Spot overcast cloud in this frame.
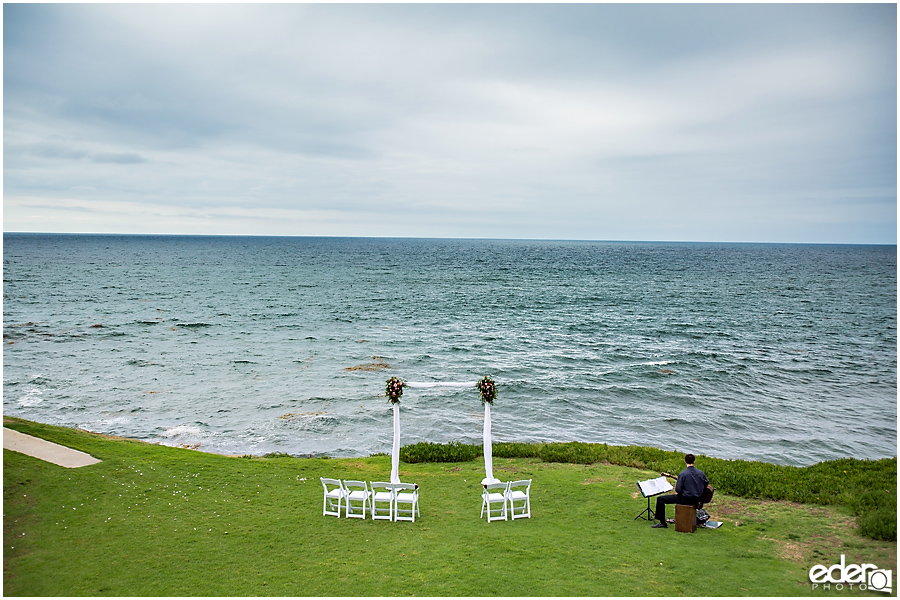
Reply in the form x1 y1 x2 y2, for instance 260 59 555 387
4 3 896 243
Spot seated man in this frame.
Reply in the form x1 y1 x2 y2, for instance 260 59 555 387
652 453 708 529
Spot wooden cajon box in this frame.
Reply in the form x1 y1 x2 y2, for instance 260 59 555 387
675 504 697 533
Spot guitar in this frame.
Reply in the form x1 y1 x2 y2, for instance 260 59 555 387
661 472 714 505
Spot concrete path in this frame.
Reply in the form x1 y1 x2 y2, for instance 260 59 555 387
3 427 102 468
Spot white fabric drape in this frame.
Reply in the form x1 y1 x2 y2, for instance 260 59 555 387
482 402 500 485
405 381 477 388
390 402 401 484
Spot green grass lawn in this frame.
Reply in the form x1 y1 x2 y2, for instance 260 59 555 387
4 418 896 596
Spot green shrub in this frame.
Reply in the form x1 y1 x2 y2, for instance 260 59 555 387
492 441 542 458
856 506 897 541
539 441 603 464
847 487 895 513
400 441 481 463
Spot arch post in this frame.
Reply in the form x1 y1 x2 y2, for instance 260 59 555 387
385 377 405 484
478 376 499 485
390 401 401 484
482 400 499 485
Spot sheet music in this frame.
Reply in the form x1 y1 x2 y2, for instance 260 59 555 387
637 476 673 497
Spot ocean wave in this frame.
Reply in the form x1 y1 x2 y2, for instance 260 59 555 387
155 424 215 449
17 389 44 407
159 424 204 438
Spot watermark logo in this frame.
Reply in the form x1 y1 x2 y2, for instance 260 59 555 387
809 554 892 594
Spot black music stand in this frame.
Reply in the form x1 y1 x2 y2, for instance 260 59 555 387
635 476 673 521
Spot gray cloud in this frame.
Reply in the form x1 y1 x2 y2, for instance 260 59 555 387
9 142 146 165
3 3 896 242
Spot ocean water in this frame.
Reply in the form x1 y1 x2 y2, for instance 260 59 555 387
2 234 896 466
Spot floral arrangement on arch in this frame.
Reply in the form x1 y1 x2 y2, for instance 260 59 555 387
385 377 405 403
478 376 497 404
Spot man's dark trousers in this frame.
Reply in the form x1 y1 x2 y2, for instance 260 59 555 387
655 494 698 522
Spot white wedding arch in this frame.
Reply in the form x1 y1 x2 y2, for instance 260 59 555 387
385 378 500 485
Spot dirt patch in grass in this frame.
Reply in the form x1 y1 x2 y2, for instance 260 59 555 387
494 465 530 473
705 495 896 572
776 540 805 562
713 497 807 517
582 475 618 485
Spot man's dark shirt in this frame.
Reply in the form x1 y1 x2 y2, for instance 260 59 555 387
675 465 709 499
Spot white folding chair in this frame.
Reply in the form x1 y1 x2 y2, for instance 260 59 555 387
507 479 531 519
481 481 509 522
343 480 371 518
320 477 346 517
393 483 420 522
370 481 394 521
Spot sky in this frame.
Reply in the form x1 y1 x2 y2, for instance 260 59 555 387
3 3 897 243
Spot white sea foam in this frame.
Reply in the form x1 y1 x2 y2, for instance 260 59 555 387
95 416 133 427
160 425 204 438
17 389 43 407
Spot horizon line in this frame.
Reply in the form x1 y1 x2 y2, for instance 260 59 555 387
3 231 896 247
